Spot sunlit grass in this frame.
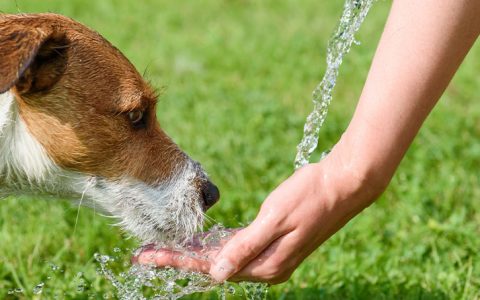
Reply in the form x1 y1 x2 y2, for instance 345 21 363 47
1 0 479 298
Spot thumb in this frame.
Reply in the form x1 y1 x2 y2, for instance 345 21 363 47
209 217 286 282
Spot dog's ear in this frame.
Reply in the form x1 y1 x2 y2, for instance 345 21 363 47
0 24 68 94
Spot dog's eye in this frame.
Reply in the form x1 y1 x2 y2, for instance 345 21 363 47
128 110 147 129
128 110 143 123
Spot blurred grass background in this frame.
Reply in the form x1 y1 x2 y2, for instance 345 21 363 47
1 0 479 299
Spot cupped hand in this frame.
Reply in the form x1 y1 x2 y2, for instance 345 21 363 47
133 151 381 284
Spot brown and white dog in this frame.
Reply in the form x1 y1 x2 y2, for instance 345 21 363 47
0 13 219 243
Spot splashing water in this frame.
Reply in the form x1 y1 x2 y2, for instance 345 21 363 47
294 0 374 169
95 225 268 299
32 282 45 295
95 253 219 299
7 288 24 295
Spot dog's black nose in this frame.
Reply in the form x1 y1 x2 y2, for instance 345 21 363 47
201 180 220 209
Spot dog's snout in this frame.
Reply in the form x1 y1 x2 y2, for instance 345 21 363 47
201 180 220 209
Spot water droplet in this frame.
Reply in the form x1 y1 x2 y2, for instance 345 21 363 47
33 282 45 295
7 288 28 296
94 253 112 264
50 263 60 271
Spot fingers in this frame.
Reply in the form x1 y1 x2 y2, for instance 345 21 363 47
209 218 290 282
230 229 304 284
132 219 294 284
132 229 240 274
133 227 307 285
135 247 218 274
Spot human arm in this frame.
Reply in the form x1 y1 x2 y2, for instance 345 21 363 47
135 0 480 283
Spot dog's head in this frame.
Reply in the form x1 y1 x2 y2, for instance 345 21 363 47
0 13 219 242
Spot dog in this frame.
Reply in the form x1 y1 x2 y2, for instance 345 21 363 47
0 13 219 243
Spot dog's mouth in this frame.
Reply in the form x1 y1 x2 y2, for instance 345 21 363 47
77 161 219 243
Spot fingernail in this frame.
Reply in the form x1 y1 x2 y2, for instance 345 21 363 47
210 258 235 282
131 255 139 264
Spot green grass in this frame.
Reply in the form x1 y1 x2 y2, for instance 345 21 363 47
1 0 480 299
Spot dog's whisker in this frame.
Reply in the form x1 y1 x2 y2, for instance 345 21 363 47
73 177 95 235
203 213 217 223
98 213 118 219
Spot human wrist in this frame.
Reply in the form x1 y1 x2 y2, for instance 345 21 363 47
336 127 398 190
318 136 391 211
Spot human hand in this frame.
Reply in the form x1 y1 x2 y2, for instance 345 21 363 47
134 0 480 285
134 150 383 284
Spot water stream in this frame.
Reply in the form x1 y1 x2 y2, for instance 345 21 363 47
294 0 374 169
